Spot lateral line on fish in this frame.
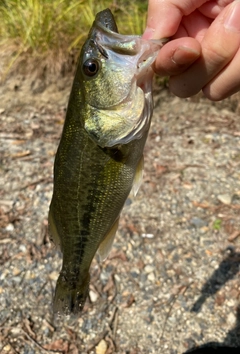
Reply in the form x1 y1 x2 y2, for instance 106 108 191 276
76 136 87 265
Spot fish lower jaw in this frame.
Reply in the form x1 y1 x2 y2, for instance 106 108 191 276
136 69 154 98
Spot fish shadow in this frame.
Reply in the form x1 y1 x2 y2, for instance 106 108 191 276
183 247 240 353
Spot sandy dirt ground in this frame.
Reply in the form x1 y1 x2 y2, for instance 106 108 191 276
0 73 240 353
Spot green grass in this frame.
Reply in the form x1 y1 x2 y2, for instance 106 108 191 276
213 219 222 231
0 0 148 76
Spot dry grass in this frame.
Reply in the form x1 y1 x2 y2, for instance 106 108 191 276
0 0 147 77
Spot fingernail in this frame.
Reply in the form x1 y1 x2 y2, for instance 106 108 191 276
224 0 240 32
142 27 155 40
172 46 200 65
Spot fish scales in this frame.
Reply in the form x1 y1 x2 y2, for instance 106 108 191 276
48 8 164 315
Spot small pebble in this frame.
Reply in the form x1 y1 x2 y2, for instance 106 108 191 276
217 194 232 205
226 299 236 307
144 265 155 273
142 233 154 238
5 223 14 231
95 339 108 354
190 217 207 228
227 312 236 326
200 226 209 234
12 267 21 276
49 271 59 281
89 290 98 303
147 272 155 282
19 244 27 252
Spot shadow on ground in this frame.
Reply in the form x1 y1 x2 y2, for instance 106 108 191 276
183 248 240 353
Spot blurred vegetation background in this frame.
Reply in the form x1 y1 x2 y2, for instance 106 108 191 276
0 0 148 76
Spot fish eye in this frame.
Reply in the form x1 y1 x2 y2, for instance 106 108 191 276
83 59 100 77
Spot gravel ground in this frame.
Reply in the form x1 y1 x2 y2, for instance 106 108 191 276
0 75 240 354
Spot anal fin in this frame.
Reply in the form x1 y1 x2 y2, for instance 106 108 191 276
97 218 119 262
48 208 61 250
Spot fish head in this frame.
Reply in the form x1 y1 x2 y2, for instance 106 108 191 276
76 9 165 148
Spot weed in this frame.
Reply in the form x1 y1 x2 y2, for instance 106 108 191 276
0 0 148 75
213 219 222 231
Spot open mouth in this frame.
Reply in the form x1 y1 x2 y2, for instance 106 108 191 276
136 55 155 93
135 39 166 92
95 23 163 76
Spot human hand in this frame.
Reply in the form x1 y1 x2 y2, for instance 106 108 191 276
143 0 240 100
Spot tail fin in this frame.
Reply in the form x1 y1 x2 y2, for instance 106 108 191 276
53 272 90 315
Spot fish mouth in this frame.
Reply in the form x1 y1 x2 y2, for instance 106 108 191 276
135 41 161 94
91 8 166 98
93 20 164 93
94 8 118 33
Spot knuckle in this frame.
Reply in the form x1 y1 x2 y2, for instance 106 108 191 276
203 41 231 67
202 87 223 101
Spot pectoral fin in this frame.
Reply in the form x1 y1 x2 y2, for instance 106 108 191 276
97 218 119 261
130 155 144 197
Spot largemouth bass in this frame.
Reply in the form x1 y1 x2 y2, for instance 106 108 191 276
48 8 164 315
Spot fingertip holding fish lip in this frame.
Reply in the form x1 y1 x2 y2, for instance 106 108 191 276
132 40 164 93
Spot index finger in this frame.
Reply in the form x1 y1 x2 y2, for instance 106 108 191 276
142 0 210 39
